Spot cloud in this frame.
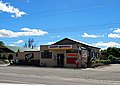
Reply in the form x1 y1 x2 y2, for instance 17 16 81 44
14 40 24 44
110 28 114 31
0 28 48 37
9 40 24 47
9 40 24 46
81 33 104 38
113 28 120 33
57 35 61 38
0 1 26 18
108 28 120 38
9 44 16 46
93 41 120 49
21 28 32 31
46 41 55 45
108 33 120 38
50 35 61 38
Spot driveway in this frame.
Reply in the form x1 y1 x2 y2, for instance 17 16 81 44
0 64 120 85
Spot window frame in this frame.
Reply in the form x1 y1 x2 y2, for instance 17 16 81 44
41 50 52 59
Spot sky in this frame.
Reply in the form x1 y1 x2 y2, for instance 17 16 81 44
0 0 120 49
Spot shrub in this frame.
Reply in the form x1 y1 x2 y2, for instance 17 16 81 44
108 55 116 60
99 55 108 60
92 61 95 64
91 59 111 68
94 60 100 64
3 60 9 64
99 60 103 63
108 55 117 64
117 60 120 64
102 59 111 64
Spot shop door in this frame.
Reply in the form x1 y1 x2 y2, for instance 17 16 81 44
57 54 64 66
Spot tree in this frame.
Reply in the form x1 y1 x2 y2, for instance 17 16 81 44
28 38 34 48
100 49 108 59
107 47 120 57
0 41 5 46
101 47 120 58
24 38 35 49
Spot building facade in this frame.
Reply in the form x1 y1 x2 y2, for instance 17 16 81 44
0 45 18 61
0 45 40 66
40 38 100 68
18 51 40 66
0 38 100 68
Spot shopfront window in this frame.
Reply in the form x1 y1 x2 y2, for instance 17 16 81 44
41 50 52 59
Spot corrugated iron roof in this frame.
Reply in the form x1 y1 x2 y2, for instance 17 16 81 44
52 38 100 49
4 46 39 53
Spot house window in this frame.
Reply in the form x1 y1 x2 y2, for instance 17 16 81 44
41 50 52 59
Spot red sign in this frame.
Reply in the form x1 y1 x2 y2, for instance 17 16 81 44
67 58 77 64
67 53 78 56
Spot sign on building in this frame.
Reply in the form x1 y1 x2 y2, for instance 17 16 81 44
48 45 72 49
25 53 34 60
82 50 88 60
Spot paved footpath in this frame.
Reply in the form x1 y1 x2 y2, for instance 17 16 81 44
0 64 120 85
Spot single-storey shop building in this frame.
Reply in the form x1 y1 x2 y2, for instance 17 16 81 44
0 45 40 66
0 38 100 68
40 38 100 68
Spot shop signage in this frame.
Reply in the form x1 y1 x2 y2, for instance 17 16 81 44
67 58 77 64
82 50 87 58
25 53 34 60
67 53 78 56
48 45 72 49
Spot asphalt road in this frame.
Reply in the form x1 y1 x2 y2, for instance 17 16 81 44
0 65 120 85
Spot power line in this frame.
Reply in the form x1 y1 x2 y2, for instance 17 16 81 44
0 2 120 22
0 22 120 32
50 23 120 29
27 2 120 16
